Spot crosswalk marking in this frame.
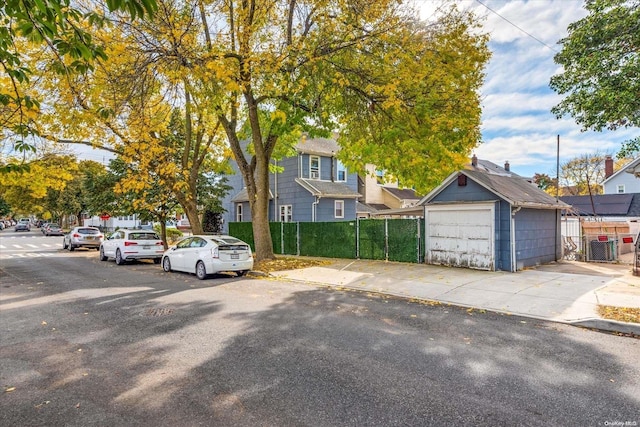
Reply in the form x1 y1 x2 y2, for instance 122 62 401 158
12 244 23 249
27 244 38 248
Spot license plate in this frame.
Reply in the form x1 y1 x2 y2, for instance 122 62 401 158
85 236 94 240
231 254 239 259
143 246 150 250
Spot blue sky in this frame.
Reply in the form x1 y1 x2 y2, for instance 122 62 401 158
71 0 638 177
421 0 637 178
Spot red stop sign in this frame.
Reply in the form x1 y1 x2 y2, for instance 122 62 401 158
100 214 110 220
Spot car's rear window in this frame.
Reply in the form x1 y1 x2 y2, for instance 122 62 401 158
129 233 160 240
78 228 100 235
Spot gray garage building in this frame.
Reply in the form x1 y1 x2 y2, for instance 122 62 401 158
419 158 568 272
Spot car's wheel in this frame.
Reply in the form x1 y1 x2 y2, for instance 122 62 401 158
99 247 108 261
237 270 249 277
153 258 161 264
68 243 74 251
115 249 125 265
162 257 172 272
62 239 67 249
195 261 207 280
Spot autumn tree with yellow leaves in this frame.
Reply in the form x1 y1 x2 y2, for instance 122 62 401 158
14 0 489 262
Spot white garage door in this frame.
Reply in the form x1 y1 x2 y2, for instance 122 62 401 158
425 204 494 271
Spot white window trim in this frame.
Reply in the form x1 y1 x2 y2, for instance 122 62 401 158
310 155 320 180
280 205 293 222
617 184 625 194
336 160 347 182
334 200 345 218
236 204 243 222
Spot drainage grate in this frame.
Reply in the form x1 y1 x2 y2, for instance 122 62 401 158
144 308 174 317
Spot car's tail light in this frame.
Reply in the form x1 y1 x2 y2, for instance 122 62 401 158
124 241 138 246
211 247 219 259
73 233 80 238
155 242 163 245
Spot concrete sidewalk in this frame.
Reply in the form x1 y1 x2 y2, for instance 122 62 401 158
270 259 640 335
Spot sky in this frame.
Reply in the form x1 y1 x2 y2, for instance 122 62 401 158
70 0 638 178
420 0 637 178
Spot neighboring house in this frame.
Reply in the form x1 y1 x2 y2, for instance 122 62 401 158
83 214 153 230
356 165 421 218
560 193 640 219
602 156 640 194
418 155 568 272
221 136 361 230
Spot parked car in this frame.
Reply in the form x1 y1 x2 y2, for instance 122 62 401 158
161 235 253 280
15 222 30 232
44 224 64 236
40 223 50 234
100 229 164 265
63 227 104 251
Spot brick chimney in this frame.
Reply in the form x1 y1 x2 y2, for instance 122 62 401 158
471 154 477 167
504 161 510 172
605 155 614 178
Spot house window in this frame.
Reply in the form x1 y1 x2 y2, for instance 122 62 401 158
335 200 344 218
375 169 385 184
310 155 320 179
280 205 292 222
336 160 346 182
236 204 243 222
617 185 625 194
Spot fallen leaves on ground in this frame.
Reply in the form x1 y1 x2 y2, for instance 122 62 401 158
253 257 331 273
598 305 640 324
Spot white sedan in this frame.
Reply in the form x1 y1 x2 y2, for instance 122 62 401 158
100 229 165 264
161 235 253 280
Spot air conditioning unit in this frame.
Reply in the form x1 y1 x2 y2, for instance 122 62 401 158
310 171 319 179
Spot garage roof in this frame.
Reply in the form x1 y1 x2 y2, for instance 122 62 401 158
420 169 569 209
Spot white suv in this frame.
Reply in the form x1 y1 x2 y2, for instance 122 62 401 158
100 229 164 265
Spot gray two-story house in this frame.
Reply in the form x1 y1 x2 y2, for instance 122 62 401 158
221 137 361 230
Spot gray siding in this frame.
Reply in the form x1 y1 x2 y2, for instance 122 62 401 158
496 200 512 271
222 150 360 231
514 209 560 268
431 178 499 203
429 178 561 271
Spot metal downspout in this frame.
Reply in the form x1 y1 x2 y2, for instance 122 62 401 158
511 206 522 272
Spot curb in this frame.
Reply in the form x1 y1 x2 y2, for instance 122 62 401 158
569 318 640 336
271 274 640 337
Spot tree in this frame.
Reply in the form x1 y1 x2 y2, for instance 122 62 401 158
559 153 608 196
533 173 558 196
0 153 78 215
550 0 640 157
0 0 157 169
23 0 489 262
0 196 10 217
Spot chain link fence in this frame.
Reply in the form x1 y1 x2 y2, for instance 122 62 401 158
576 233 638 263
229 218 423 263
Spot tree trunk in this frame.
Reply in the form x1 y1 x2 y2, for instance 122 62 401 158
183 198 203 235
248 157 274 261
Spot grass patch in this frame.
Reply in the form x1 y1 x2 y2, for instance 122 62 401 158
598 305 640 324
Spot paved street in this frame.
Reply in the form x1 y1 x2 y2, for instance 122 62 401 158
1 230 639 426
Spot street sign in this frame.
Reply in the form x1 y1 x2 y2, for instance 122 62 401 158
100 214 110 220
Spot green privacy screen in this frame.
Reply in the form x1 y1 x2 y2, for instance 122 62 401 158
229 218 422 263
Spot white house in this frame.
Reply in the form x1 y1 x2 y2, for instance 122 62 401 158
603 156 640 194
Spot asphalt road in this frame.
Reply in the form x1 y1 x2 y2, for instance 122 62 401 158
1 229 639 426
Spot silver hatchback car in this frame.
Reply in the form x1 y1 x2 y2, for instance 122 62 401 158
63 226 104 251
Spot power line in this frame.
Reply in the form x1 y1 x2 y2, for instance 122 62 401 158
474 0 559 52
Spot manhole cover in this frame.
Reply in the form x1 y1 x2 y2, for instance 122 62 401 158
144 308 174 317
